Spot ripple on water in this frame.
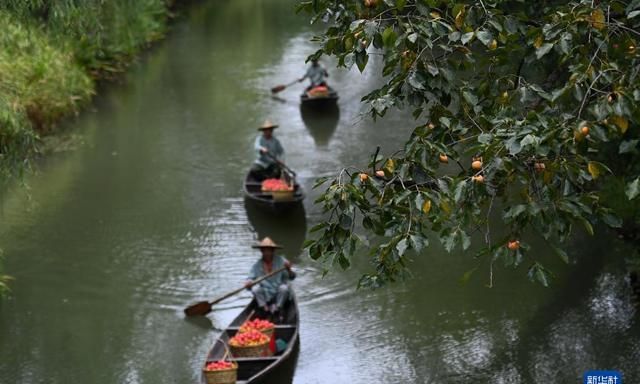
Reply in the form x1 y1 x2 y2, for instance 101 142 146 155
589 273 636 331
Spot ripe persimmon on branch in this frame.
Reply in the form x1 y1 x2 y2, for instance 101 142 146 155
298 0 640 288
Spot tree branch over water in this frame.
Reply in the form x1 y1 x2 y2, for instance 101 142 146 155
299 0 640 287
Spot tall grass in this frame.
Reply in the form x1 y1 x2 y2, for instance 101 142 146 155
0 11 94 131
0 0 178 171
0 0 171 74
0 1 179 294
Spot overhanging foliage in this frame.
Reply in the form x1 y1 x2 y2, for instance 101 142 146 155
299 0 640 287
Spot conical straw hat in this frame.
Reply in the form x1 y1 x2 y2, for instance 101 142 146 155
251 237 282 248
258 120 279 130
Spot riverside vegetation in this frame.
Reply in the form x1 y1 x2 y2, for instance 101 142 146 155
0 0 183 294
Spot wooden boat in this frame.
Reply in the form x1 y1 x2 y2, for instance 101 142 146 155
243 171 304 211
202 295 300 383
300 85 338 108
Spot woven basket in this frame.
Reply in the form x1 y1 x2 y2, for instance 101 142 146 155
308 88 330 98
230 340 271 358
203 362 237 384
269 190 294 201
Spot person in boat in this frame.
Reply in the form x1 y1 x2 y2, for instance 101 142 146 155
249 120 285 182
298 58 329 91
245 237 295 320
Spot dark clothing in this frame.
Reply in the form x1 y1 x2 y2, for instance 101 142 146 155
250 163 281 182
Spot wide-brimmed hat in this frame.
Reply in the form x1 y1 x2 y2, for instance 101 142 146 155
258 120 279 130
252 237 282 249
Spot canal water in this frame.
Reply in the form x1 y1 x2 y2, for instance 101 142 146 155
1 0 639 383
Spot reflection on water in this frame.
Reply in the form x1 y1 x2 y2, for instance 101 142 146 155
300 103 340 147
244 199 307 256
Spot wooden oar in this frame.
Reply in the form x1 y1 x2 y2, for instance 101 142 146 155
271 79 300 94
184 266 287 317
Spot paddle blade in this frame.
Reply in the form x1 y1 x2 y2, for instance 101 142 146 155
184 301 212 317
271 85 286 93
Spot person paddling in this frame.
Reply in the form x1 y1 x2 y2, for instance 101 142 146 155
250 120 285 182
298 58 329 91
245 237 295 321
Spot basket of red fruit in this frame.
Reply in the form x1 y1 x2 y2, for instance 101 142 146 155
307 86 330 98
239 318 275 338
261 178 294 201
203 360 237 384
229 329 271 358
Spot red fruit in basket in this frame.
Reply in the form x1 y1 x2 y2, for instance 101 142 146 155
206 360 234 371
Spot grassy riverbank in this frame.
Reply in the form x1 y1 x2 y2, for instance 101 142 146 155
0 0 182 294
0 0 179 167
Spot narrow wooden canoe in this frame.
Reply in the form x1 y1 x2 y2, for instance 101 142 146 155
243 172 304 211
300 86 339 108
202 295 300 384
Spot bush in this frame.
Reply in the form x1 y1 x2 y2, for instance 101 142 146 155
0 0 170 74
0 10 94 131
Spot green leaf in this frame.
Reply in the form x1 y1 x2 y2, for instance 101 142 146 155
626 178 640 200
407 71 425 89
442 232 456 253
506 136 521 155
476 30 493 46
407 33 418 43
602 213 623 228
628 10 640 18
619 140 639 154
460 231 471 250
382 27 397 48
462 90 478 105
396 0 406 11
309 243 322 260
313 176 330 188
551 244 569 264
535 43 554 59
558 33 572 54
581 218 594 236
478 133 492 144
364 21 378 38
528 263 550 287
409 235 426 253
337 253 351 269
339 214 353 229
461 32 474 44
454 179 468 203
350 20 365 31
520 134 539 148
504 204 527 221
355 51 368 72
309 222 328 233
396 238 408 255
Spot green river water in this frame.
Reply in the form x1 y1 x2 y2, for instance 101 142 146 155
1 1 639 383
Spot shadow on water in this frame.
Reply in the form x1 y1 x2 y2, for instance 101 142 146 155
244 199 307 258
299 102 340 148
